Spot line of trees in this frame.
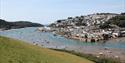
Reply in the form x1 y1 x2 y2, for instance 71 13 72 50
99 13 125 29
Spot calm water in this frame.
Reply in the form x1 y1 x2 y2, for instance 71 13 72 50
0 27 125 49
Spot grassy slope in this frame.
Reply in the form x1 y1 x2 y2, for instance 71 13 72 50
0 36 94 63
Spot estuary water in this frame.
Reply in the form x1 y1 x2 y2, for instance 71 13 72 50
0 27 125 50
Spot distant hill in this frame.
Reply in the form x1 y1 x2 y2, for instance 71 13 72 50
0 36 94 63
0 19 44 30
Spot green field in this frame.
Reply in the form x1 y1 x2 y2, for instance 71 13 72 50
0 36 94 63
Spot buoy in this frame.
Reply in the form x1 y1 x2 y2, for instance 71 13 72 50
114 56 119 58
99 52 103 55
96 56 100 58
104 47 109 50
107 51 112 53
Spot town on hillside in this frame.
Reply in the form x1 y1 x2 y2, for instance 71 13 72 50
38 13 125 42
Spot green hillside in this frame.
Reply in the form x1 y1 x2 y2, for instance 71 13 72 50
0 19 43 30
0 36 94 63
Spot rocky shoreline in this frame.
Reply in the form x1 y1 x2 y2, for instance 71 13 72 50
56 37 125 63
37 28 125 62
38 29 125 62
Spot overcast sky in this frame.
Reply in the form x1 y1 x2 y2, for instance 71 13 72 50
0 0 125 24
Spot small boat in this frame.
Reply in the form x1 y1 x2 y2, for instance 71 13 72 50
53 32 57 36
54 34 57 36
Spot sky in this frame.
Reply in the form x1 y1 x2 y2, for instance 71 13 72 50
0 0 125 24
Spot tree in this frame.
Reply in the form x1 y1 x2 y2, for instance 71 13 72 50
57 20 62 23
99 21 112 29
68 17 73 19
75 22 87 26
121 12 125 15
109 15 125 27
